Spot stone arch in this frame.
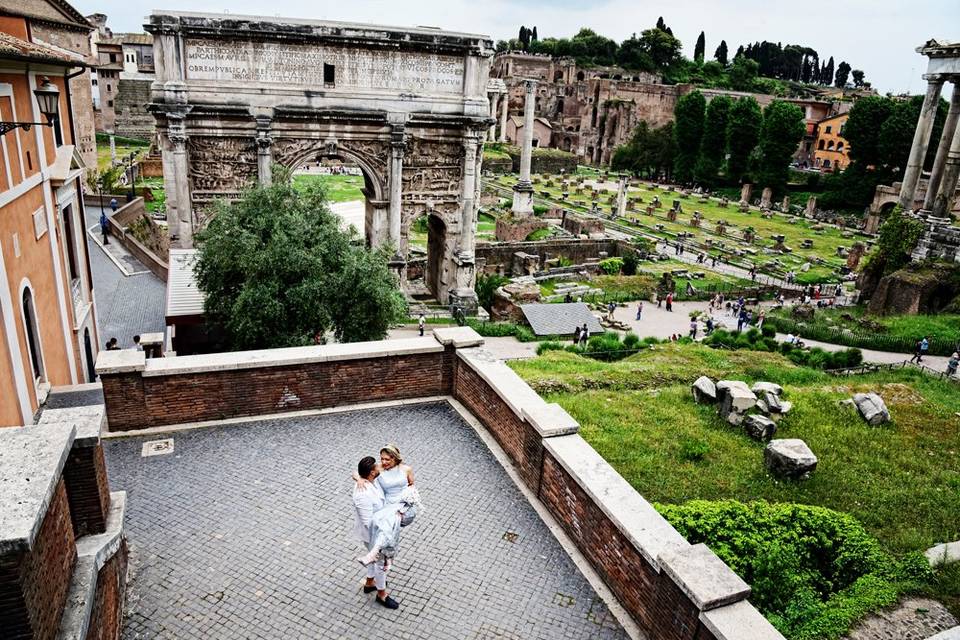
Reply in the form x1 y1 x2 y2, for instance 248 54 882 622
818 139 825 150
275 139 388 201
576 71 585 81
554 70 563 82
19 279 45 383
426 214 448 300
837 142 844 152
827 140 835 150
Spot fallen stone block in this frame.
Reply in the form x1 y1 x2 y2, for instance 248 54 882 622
716 380 757 412
751 381 783 396
692 376 717 404
744 414 777 441
764 439 817 480
853 392 890 426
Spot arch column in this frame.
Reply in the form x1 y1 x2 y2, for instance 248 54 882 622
899 76 944 209
388 129 406 259
499 90 509 143
932 121 960 218
165 117 193 248
923 83 960 211
488 94 498 142
255 116 273 186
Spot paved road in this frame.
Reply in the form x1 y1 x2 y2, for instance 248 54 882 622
105 403 627 640
83 206 166 350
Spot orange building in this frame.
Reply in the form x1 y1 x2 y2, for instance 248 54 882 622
0 20 99 427
813 113 851 171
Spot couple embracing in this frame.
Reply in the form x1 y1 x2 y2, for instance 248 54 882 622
352 444 421 610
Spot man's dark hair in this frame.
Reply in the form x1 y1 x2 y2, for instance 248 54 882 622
358 456 377 479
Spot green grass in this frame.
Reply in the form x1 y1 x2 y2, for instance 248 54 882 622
510 344 960 555
487 173 860 283
135 177 165 214
292 173 365 202
96 143 148 171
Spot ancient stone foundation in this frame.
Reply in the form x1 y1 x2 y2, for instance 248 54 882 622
96 329 785 640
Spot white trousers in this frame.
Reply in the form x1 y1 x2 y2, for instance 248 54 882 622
365 540 387 590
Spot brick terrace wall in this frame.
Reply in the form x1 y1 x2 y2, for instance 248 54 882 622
98 343 455 431
83 540 128 640
62 445 112 538
453 359 546 492
0 480 76 640
477 238 622 275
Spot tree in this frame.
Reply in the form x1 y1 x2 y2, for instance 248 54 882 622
519 26 527 48
673 90 707 184
834 61 851 88
822 57 835 86
868 206 925 275
714 40 728 65
694 95 732 186
728 55 759 91
844 96 895 167
617 34 655 71
851 69 865 87
638 27 682 69
694 31 705 62
531 26 538 42
193 168 406 350
756 100 805 193
656 16 666 31
878 97 918 175
726 96 762 184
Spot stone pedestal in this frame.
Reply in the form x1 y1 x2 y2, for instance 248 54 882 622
805 196 817 218
739 183 752 204
760 187 773 209
512 182 535 217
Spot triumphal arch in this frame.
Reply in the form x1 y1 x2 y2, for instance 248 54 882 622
146 11 494 306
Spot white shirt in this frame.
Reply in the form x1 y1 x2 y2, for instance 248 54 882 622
353 481 385 543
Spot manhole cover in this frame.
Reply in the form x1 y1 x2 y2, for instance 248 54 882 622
142 439 174 457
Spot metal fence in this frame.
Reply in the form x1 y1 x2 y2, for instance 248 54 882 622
768 316 959 357
824 360 959 384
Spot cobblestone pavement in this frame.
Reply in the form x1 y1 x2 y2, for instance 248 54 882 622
84 206 166 350
104 402 628 640
844 597 957 640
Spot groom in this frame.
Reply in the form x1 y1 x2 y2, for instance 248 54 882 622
353 456 400 609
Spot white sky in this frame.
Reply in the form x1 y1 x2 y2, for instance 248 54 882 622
73 0 958 95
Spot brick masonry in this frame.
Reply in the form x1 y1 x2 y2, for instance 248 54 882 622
0 480 76 640
84 540 128 640
62 445 112 538
102 349 454 431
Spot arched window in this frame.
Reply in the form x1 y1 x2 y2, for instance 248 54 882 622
823 159 831 168
818 140 825 150
21 286 44 382
576 71 585 81
837 142 844 152
827 141 835 150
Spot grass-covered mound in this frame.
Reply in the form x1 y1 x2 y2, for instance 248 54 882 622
658 500 931 640
703 327 864 370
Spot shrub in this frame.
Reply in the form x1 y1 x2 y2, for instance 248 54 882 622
598 257 624 275
622 332 640 349
656 500 931 640
622 251 639 276
704 327 862 371
679 438 710 462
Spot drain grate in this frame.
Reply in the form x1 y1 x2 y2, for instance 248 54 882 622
502 530 519 543
142 438 174 457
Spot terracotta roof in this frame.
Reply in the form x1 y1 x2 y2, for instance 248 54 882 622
0 0 91 30
509 115 552 129
0 31 84 66
115 33 153 46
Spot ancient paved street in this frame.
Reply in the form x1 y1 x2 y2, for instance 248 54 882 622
104 402 628 640
83 205 166 350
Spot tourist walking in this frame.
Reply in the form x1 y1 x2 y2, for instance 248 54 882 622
665 292 673 312
910 336 930 364
418 313 425 337
737 309 748 333
635 301 643 321
689 318 698 339
573 325 582 345
99 211 110 245
579 323 589 347
947 352 959 378
756 310 766 331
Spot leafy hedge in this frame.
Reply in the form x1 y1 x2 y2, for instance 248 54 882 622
537 332 665 361
703 328 863 370
656 500 931 640
766 315 958 357
466 319 538 342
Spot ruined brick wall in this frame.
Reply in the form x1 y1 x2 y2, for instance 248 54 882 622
476 238 622 274
101 349 455 431
114 78 154 140
0 480 76 640
494 217 548 242
83 540 128 640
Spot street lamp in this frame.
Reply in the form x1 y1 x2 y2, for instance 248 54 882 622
0 77 60 136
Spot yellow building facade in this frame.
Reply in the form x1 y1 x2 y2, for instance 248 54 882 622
812 113 850 171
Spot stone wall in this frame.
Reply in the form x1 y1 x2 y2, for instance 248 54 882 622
94 328 785 640
477 238 628 275
114 78 155 140
105 197 169 280
494 216 549 242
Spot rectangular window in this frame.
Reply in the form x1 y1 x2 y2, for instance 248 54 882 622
92 78 98 86
109 53 116 62
323 64 335 86
107 100 113 107
107 84 111 92
825 125 832 134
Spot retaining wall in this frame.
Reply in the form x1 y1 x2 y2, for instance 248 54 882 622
94 328 785 640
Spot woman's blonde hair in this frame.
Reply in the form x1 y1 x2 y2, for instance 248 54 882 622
380 444 403 464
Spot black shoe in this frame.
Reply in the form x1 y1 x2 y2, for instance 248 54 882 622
376 595 399 610
363 585 377 594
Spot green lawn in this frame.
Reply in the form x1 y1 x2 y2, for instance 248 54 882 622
511 345 960 555
292 173 365 202
96 143 148 171
488 173 860 284
134 177 165 214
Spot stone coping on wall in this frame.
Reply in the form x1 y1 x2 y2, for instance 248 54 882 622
95 337 445 378
542 434 689 568
37 406 105 449
659 544 751 611
56 491 127 640
432 326 485 348
699 600 785 640
0 424 76 553
456 347 580 437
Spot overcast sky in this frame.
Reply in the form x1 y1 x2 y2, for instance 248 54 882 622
74 0 958 96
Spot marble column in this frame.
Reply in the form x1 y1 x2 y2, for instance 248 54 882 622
519 80 536 183
499 90 509 143
932 123 960 218
166 119 193 248
388 136 405 257
488 94 498 142
459 136 479 256
923 83 960 211
256 133 273 186
899 77 944 209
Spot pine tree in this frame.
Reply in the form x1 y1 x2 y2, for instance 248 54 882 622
714 40 728 65
726 97 763 184
656 16 666 31
672 90 706 184
823 57 835 86
694 95 732 186
531 26 538 42
735 45 745 59
694 31 705 62
835 61 852 88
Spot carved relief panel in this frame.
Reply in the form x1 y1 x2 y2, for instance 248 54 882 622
188 136 257 203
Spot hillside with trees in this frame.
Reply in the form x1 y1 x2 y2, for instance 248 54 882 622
498 19 866 97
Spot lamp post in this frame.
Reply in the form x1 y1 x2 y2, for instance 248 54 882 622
126 152 136 201
0 77 60 136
